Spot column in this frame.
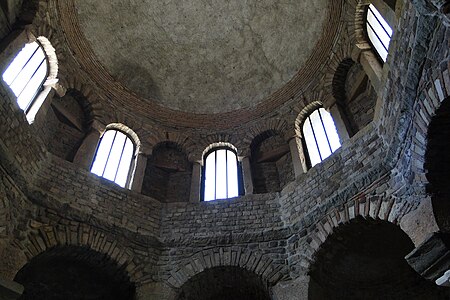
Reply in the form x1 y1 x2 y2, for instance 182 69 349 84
130 152 148 193
136 282 177 300
189 162 202 203
241 156 253 195
73 128 101 170
272 275 311 300
329 103 350 143
406 232 450 285
288 137 305 178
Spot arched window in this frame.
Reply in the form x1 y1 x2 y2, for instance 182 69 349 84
302 108 341 168
366 4 393 62
203 147 239 201
90 129 136 188
2 41 48 115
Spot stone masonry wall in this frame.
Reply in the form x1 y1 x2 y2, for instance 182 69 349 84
0 1 449 299
344 63 377 133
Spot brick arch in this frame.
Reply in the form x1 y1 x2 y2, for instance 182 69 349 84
60 76 108 125
189 134 242 162
332 58 356 105
322 42 357 100
411 68 449 185
294 101 323 138
24 22 65 87
166 246 288 289
105 122 140 144
419 66 450 232
300 191 402 272
250 129 286 152
306 211 444 299
15 223 142 283
239 120 290 157
141 131 191 159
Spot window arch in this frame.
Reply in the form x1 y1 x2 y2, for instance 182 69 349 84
90 129 136 188
202 146 240 201
2 41 48 115
366 4 393 62
302 107 341 168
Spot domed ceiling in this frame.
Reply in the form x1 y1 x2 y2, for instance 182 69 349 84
72 0 328 114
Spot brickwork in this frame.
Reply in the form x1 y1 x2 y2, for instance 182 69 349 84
0 0 449 299
251 133 294 193
142 143 192 203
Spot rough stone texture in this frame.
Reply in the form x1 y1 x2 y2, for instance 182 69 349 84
309 218 448 299
0 0 449 299
406 233 450 282
35 93 88 162
272 276 310 300
74 0 327 114
251 133 293 193
15 246 136 300
142 144 192 203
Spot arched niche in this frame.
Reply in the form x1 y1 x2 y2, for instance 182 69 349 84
308 217 449 299
14 246 136 300
425 96 450 233
332 58 377 137
39 89 91 162
250 130 293 194
177 266 270 300
142 141 192 202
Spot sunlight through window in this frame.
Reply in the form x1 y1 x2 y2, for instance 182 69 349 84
2 41 48 113
303 108 341 167
204 148 239 201
91 130 135 188
366 4 393 62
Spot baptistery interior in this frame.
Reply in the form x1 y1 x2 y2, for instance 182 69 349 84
0 0 449 299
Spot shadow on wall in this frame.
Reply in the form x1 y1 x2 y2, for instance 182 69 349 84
425 96 450 233
308 217 450 300
177 266 271 300
14 246 135 300
250 130 293 194
38 89 92 162
141 142 192 203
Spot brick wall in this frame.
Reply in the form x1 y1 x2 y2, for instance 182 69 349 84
251 134 294 193
142 144 192 203
0 1 448 297
344 63 377 133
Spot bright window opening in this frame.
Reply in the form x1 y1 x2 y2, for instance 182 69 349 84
91 130 135 188
303 108 341 167
2 41 48 113
366 4 393 62
204 148 239 201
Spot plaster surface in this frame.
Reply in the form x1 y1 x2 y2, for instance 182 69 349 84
74 0 327 113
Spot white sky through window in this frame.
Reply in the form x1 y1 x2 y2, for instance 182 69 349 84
367 4 392 62
2 41 48 112
204 148 239 201
91 130 135 188
303 108 341 167
204 153 216 201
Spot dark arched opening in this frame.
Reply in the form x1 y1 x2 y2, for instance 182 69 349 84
142 141 192 202
41 89 92 162
425 96 450 233
250 130 293 193
332 58 376 137
177 266 270 300
309 218 449 299
14 246 135 300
